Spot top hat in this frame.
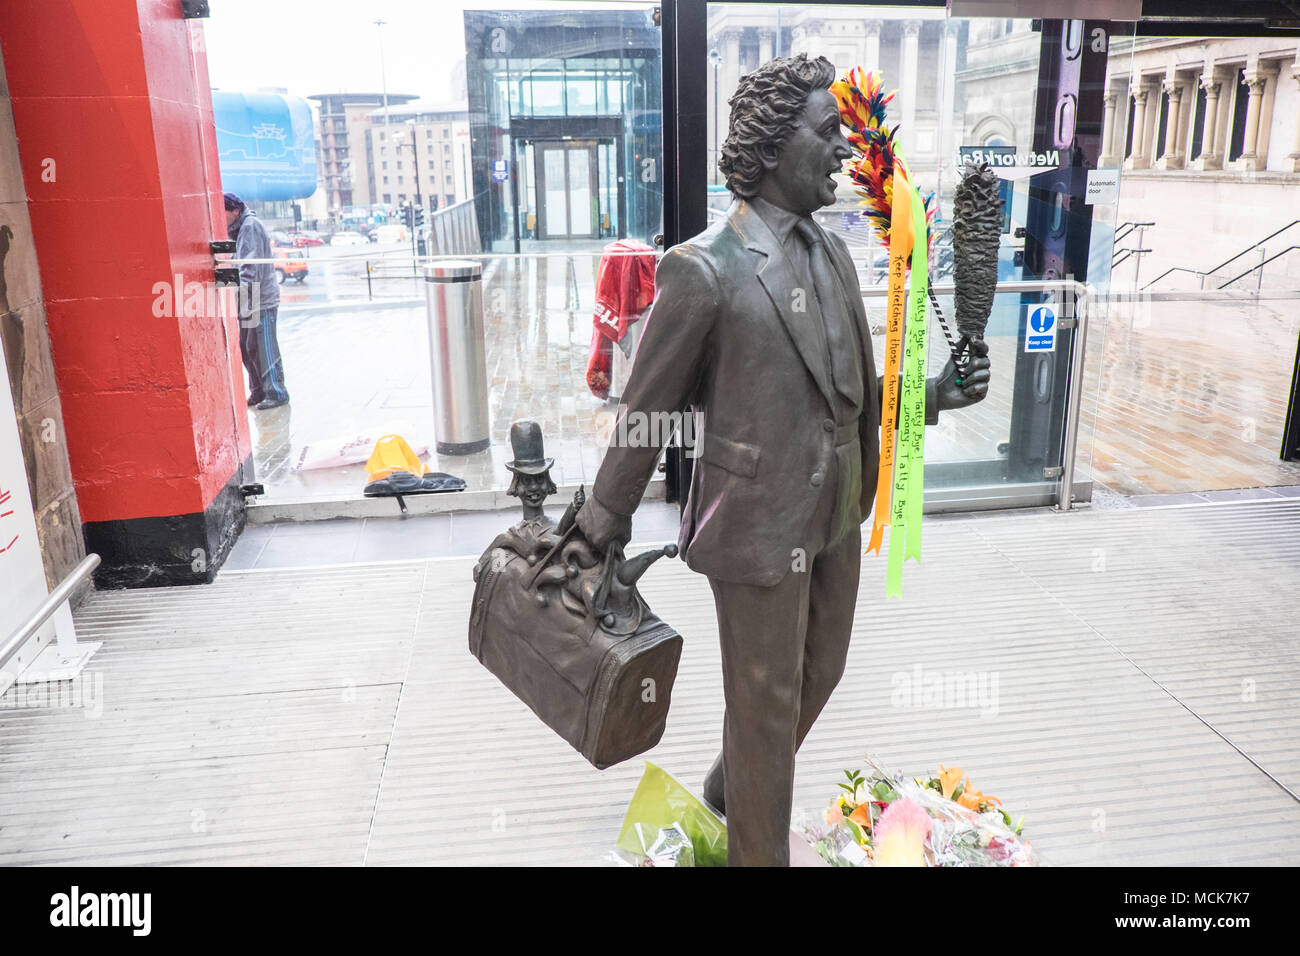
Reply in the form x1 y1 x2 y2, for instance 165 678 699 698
505 420 554 475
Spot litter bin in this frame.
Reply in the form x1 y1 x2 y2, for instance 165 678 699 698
424 260 490 455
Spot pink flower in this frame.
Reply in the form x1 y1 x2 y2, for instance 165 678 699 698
871 798 932 867
825 803 844 826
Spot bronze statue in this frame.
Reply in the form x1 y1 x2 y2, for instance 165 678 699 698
575 54 992 865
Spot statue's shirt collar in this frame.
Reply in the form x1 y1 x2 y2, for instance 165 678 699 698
746 195 812 248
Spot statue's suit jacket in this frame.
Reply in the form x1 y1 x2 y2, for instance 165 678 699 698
593 198 939 587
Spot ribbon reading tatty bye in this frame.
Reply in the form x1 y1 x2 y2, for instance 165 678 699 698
886 184 930 599
866 168 914 555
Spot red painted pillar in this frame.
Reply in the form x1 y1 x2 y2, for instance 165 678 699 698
0 0 251 586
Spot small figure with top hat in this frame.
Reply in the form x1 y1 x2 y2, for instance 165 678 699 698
505 420 558 527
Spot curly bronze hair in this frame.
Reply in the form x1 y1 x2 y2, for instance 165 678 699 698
718 53 838 198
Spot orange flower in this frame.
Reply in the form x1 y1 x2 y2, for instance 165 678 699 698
849 803 872 830
956 779 1002 812
938 765 964 800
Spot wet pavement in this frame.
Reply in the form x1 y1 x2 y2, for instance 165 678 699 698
1084 295 1300 497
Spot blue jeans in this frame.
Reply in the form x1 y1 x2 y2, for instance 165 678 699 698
239 305 289 404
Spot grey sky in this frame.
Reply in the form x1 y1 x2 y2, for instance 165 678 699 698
205 0 655 103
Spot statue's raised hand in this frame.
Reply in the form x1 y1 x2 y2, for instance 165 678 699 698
935 337 991 411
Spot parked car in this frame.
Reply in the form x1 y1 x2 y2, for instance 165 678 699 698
273 246 308 283
373 224 408 244
270 230 294 246
329 231 366 247
288 231 324 248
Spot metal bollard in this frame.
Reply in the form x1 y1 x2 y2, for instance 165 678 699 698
424 260 490 455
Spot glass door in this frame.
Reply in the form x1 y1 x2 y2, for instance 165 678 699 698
535 140 599 239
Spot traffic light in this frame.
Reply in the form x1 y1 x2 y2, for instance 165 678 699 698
414 205 425 229
402 203 414 229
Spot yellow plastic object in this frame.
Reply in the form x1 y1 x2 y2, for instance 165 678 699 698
616 762 728 866
365 434 429 483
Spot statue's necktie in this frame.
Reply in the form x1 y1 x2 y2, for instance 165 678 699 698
795 219 862 409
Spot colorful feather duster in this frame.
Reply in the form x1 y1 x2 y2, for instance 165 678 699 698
830 67 935 256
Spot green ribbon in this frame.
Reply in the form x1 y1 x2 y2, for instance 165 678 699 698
886 186 929 599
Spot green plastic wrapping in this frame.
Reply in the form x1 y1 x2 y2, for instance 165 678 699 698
616 762 728 867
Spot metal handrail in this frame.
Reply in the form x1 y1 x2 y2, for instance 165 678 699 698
0 553 100 665
1144 219 1300 289
1112 247 1151 268
1203 219 1300 279
1217 245 1300 289
861 278 1089 512
1113 220 1155 244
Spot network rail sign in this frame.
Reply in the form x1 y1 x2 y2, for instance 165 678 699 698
957 146 1060 168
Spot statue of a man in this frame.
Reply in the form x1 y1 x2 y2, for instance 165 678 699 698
577 54 990 865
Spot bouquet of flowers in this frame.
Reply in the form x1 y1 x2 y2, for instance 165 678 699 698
803 756 1037 867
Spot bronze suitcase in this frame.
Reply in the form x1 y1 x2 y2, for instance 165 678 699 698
469 528 682 770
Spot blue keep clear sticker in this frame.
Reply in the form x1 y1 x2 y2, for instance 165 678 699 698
1025 303 1056 352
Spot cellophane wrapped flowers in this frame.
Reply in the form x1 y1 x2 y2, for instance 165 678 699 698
803 758 1038 867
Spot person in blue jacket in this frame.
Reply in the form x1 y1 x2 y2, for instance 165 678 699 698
225 192 289 410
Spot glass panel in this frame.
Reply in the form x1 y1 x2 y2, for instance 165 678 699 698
201 3 662 503
543 146 569 236
568 146 593 235
693 5 1140 507
531 76 566 116
566 70 600 116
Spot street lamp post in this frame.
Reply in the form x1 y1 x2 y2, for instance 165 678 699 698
708 47 722 185
395 123 425 266
374 18 391 187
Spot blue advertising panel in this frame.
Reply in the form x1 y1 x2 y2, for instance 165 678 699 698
212 91 317 201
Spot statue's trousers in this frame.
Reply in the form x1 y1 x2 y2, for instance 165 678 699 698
707 433 863 866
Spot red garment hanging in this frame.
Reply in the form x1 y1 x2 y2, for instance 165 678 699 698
587 239 656 399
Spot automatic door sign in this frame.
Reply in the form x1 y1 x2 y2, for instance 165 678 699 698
491 159 509 183
1025 303 1057 353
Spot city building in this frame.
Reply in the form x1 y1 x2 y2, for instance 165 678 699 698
364 100 472 210
463 8 663 250
953 23 1300 288
1102 35 1300 287
309 91 418 215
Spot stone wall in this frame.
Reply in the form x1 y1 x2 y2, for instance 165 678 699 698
1113 169 1300 290
0 46 84 591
